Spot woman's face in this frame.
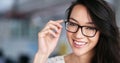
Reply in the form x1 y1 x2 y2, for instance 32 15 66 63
66 4 100 56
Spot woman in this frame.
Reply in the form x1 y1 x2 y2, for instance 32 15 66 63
34 0 120 63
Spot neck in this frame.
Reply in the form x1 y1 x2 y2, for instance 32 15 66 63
65 50 94 63
72 53 93 63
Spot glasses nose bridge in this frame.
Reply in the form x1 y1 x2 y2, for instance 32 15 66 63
77 25 83 32
78 25 83 29
76 25 83 33
74 25 85 38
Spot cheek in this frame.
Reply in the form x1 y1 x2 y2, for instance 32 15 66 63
66 32 71 40
66 32 73 42
88 32 100 45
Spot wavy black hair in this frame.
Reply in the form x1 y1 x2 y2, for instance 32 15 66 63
66 0 120 63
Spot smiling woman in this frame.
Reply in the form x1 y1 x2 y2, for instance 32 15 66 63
33 0 120 63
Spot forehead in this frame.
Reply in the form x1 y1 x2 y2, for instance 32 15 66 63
70 4 92 23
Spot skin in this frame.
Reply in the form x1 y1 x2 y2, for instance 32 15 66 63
34 4 100 63
65 4 100 63
34 20 63 63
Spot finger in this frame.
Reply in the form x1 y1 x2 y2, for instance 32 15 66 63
48 30 58 38
48 24 59 33
57 26 62 36
42 25 58 34
56 20 64 24
49 20 63 29
40 29 58 38
39 20 63 37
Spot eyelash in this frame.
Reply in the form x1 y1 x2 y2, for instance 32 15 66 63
85 27 96 30
69 22 77 26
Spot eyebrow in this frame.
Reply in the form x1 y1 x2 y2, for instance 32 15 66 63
69 18 78 23
69 17 94 25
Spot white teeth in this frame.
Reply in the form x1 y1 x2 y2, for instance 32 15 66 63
74 41 86 45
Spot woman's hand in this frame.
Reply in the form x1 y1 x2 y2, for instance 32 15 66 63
34 20 63 63
37 20 63 55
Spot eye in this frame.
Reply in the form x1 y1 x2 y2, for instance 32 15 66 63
68 22 77 26
85 27 96 30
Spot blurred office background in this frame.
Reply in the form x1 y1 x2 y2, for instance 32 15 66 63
0 0 119 63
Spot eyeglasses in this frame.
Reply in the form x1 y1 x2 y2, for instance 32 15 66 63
65 21 98 37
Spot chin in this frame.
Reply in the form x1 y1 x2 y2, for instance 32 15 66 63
72 49 87 56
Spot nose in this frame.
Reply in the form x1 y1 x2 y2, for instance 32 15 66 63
73 28 85 39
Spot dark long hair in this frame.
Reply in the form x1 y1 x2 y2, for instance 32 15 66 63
66 0 120 63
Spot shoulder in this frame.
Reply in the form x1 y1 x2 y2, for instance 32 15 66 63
46 56 65 63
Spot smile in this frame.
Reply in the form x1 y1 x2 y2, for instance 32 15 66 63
73 40 88 48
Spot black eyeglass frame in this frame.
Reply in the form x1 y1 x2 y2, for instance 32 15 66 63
64 21 98 37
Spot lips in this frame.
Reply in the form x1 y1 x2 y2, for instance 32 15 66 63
73 40 88 48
